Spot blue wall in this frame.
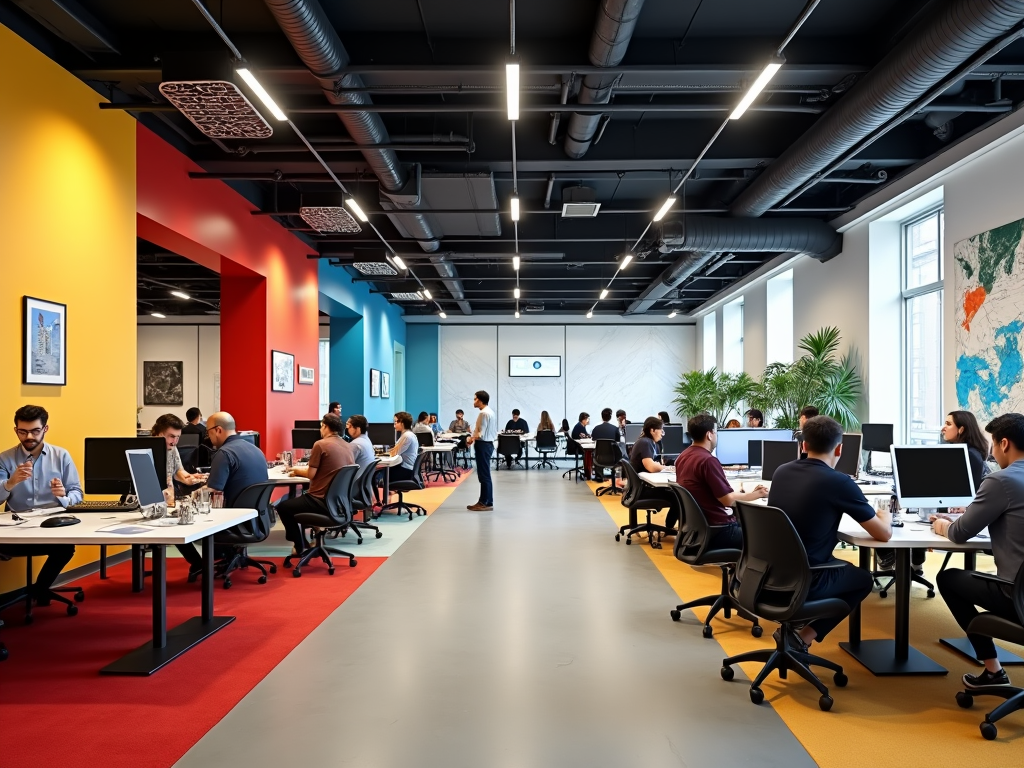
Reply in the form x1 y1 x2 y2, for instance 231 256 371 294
319 263 407 423
406 324 439 418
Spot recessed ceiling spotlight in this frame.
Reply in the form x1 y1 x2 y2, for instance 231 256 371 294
151 312 166 318
171 290 191 300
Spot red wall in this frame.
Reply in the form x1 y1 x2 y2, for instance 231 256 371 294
136 124 319 456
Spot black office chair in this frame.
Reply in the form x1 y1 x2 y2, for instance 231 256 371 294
424 444 459 483
286 464 359 576
720 501 849 711
454 434 472 469
954 560 1024 740
415 430 435 448
616 459 671 549
667 483 762 639
871 553 936 598
594 439 624 496
342 460 383 544
532 430 558 470
496 434 524 470
0 552 83 622
562 436 586 482
213 482 278 589
381 453 428 520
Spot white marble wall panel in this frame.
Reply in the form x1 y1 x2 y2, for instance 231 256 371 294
565 325 696 424
496 325 566 428
439 326 498 425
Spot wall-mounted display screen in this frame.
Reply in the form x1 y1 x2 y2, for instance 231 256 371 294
509 356 562 377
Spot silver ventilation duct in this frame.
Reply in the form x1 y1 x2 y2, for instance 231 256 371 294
563 0 647 159
730 0 1024 217
429 256 473 316
625 251 718 315
658 216 841 262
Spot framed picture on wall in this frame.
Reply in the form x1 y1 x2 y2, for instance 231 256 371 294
272 350 295 393
369 368 381 397
23 296 67 386
298 366 315 385
381 371 390 399
143 361 184 405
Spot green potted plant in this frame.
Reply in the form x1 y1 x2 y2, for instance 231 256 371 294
672 368 757 425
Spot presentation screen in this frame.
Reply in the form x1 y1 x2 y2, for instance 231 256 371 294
509 356 562 377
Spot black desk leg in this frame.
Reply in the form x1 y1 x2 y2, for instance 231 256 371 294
202 534 213 623
152 545 166 648
132 545 144 592
99 545 108 580
847 546 871 645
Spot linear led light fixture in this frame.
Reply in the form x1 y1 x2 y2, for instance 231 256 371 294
513 255 520 271
236 67 287 121
600 288 609 299
439 311 447 319
392 255 407 270
171 290 191 300
513 287 521 299
668 310 678 319
511 196 520 221
506 59 520 120
653 197 676 222
515 309 521 319
620 253 633 269
423 289 432 299
730 55 785 120
151 312 166 319
345 198 369 222
586 309 593 319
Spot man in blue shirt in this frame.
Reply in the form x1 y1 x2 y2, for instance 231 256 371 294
205 412 269 505
0 405 81 603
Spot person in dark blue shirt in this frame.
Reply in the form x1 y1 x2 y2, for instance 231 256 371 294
501 409 529 468
205 412 270 506
591 408 622 482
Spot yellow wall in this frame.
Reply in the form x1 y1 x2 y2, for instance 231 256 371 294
0 24 137 592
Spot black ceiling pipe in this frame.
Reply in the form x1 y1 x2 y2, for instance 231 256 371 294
564 0 647 159
731 0 1024 218
625 251 718 314
657 216 842 262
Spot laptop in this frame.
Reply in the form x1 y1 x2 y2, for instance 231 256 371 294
126 449 169 507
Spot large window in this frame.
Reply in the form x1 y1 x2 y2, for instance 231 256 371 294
766 269 794 365
902 209 943 444
722 298 744 374
703 312 717 371
319 339 330 418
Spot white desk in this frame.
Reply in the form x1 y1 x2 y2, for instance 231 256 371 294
639 470 892 496
0 507 255 675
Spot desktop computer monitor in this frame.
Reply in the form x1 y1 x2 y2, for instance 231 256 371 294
367 422 397 447
748 440 763 467
237 431 260 448
126 450 167 506
716 428 793 465
84 437 166 496
862 423 894 453
623 423 643 444
295 419 322 429
761 440 800 481
891 444 976 508
291 428 321 450
834 433 862 478
661 425 686 455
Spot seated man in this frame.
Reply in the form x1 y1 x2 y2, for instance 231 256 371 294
388 412 419 484
794 405 819 446
628 416 678 530
449 409 471 433
0 405 81 605
151 413 209 572
616 409 629 443
591 408 622 482
277 414 355 556
572 412 593 479
181 407 208 441
501 409 529 468
934 412 1024 689
675 414 767 547
768 416 892 649
345 414 376 468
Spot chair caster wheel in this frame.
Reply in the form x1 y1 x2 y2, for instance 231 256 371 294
927 589 935 598
269 565 278 574
721 665 734 681
349 559 357 567
357 539 363 545
375 531 383 539
292 568 301 578
283 557 293 568
702 625 714 639
818 694 833 712
67 604 78 616
625 538 631 545
955 691 973 709
74 592 85 602
833 672 848 687
223 580 231 589
751 625 763 638
257 575 267 584
24 614 33 626
749 687 764 705
670 609 681 621
879 590 888 599
328 568 335 575
615 534 621 542
980 721 997 740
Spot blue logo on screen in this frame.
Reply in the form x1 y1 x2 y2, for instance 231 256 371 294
533 361 542 369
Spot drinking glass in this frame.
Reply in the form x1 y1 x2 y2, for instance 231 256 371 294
211 490 224 509
197 486 212 514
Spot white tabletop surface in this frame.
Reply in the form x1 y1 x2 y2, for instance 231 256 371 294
268 465 311 484
422 443 457 453
0 507 256 545
838 516 988 550
638 469 891 495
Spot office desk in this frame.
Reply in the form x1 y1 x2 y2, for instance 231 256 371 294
0 507 256 675
268 465 311 501
372 455 403 514
639 470 891 496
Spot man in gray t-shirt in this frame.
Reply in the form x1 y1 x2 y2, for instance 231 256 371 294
387 412 420 483
345 415 376 468
934 413 1024 690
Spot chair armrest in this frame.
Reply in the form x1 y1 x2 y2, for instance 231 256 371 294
809 560 848 571
971 572 1013 588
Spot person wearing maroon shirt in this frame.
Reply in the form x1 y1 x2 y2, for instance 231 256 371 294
675 413 767 550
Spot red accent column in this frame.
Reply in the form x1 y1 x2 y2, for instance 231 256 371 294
221 261 268 440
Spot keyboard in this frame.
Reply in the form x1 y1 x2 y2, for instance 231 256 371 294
68 500 139 512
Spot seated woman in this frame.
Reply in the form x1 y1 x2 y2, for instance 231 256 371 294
412 411 433 434
658 411 672 425
537 410 555 433
628 416 679 533
725 419 742 429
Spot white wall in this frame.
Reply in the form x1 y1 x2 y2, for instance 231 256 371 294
439 324 696 426
137 324 219 429
744 281 768 376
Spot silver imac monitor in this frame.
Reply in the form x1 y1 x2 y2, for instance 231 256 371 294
623 423 643 444
716 428 794 465
126 449 168 506
834 433 863 478
890 444 976 508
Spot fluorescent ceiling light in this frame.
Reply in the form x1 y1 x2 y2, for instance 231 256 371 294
730 57 785 120
423 289 432 299
511 196 520 221
513 255 520 271
600 288 609 299
513 287 521 299
171 290 191 300
586 310 593 319
151 312 166 318
393 256 407 270
653 197 676 222
620 253 633 269
236 67 287 121
345 198 369 222
515 310 520 319
439 311 447 319
506 61 520 120
668 310 678 318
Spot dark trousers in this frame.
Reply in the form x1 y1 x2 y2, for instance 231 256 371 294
639 487 679 531
876 547 927 566
707 523 743 552
937 567 1019 661
804 561 873 641
176 544 202 569
276 493 328 550
0 544 76 596
475 441 494 506
501 450 522 466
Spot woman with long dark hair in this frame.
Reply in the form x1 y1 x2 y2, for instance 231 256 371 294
538 410 555 432
943 410 990 491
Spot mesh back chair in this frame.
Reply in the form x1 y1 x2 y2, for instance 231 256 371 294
342 460 383 544
213 482 278 588
954 560 1024 740
562 436 586 482
594 440 625 496
0 551 83 622
532 430 558 469
381 453 428 520
496 434 525 470
616 459 672 549
455 433 472 469
424 443 459 483
286 464 359 576
415 430 435 447
721 501 850 712
667 483 761 638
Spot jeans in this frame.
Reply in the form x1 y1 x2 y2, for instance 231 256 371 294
475 441 494 506
0 544 76 596
707 523 743 552
804 561 873 641
937 567 1019 661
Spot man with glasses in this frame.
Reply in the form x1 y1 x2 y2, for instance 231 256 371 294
204 412 269 507
0 405 81 604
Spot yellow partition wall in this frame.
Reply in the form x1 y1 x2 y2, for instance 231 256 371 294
0 24 137 593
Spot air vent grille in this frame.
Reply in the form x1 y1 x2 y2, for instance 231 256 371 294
390 292 423 301
352 262 398 276
561 202 601 218
299 206 362 234
158 81 273 139
524 304 545 312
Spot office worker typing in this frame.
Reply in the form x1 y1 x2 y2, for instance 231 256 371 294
500 409 529 468
0 405 81 603
629 416 679 532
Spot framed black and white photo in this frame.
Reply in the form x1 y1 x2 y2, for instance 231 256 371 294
23 296 67 386
272 350 295 393
298 366 315 385
143 361 184 405
369 368 381 398
381 371 390 399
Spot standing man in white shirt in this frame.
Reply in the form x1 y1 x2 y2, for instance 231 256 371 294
466 390 497 511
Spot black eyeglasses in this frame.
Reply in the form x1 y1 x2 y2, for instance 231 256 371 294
15 428 44 438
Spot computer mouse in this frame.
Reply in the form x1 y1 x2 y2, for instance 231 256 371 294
41 515 80 528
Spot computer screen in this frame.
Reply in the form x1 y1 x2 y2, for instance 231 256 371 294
748 440 763 467
508 356 561 377
126 450 167 506
623 423 643 444
891 444 976 507
294 419 322 429
716 428 794 465
367 422 397 447
84 437 166 495
237 431 260 448
834 433 862 478
291 428 321 450
862 423 894 453
761 440 800 481
661 425 686 455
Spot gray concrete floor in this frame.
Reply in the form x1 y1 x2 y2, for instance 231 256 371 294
174 470 817 768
